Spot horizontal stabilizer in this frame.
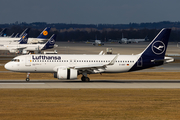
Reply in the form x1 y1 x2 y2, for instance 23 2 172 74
151 57 174 63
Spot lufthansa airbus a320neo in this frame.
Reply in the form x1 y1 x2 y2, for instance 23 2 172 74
5 28 174 82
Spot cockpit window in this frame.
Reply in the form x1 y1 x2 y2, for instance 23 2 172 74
11 59 20 62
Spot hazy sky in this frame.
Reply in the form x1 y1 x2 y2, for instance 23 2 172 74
0 0 180 24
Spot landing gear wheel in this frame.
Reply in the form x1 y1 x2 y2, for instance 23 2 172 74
26 78 30 82
81 76 85 82
81 76 90 82
84 77 90 82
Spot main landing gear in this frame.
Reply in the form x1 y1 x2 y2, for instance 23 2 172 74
81 75 90 82
26 72 30 82
81 72 90 82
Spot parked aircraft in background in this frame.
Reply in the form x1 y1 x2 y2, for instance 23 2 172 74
19 28 31 38
119 33 148 44
0 34 57 54
0 27 51 44
28 27 51 44
93 40 104 46
0 28 7 37
86 40 104 46
5 28 174 82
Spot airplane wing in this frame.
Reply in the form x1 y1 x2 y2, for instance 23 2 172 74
70 54 119 73
74 64 106 69
73 64 107 73
53 54 119 73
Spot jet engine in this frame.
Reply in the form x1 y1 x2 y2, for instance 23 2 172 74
54 67 77 80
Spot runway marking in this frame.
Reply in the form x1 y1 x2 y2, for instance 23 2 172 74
0 83 45 84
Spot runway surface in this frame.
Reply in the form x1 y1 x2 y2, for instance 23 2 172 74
1 80 180 88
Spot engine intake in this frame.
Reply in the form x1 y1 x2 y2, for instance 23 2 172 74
54 67 77 80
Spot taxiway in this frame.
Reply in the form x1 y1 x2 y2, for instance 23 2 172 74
0 80 180 88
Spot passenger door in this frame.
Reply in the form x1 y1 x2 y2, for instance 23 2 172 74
25 55 31 66
137 57 142 67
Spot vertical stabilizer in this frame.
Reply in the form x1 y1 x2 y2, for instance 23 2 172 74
141 28 171 59
37 27 51 39
41 34 56 50
18 33 28 44
129 28 171 72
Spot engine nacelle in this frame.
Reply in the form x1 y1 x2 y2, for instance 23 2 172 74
54 67 77 80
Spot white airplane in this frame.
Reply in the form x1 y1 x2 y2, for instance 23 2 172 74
0 34 57 54
0 27 51 44
92 40 104 46
119 33 148 44
5 28 174 82
0 33 29 45
86 40 104 46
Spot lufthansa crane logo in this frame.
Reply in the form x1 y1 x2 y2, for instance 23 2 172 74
49 39 55 44
22 36 26 42
43 31 48 36
152 41 165 55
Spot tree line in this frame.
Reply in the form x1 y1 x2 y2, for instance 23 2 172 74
0 21 180 42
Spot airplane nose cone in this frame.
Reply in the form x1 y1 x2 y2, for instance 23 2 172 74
4 62 12 70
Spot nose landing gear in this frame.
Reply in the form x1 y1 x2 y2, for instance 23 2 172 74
26 72 30 82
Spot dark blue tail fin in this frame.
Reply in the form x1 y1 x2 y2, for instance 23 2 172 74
19 28 30 38
18 33 28 44
0 28 7 37
141 28 171 59
37 27 51 39
41 34 56 50
129 28 171 72
15 33 20 38
10 33 15 38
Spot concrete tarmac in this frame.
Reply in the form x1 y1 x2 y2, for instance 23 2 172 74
0 80 180 88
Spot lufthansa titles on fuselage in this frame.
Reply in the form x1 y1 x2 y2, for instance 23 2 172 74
32 55 61 60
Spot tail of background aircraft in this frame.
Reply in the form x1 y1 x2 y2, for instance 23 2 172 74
37 27 51 39
41 34 56 50
0 28 7 37
18 33 28 44
15 33 20 38
10 33 15 38
19 28 30 38
129 28 171 71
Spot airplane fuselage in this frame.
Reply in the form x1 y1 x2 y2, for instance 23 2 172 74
5 54 142 73
0 37 47 44
0 44 44 51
